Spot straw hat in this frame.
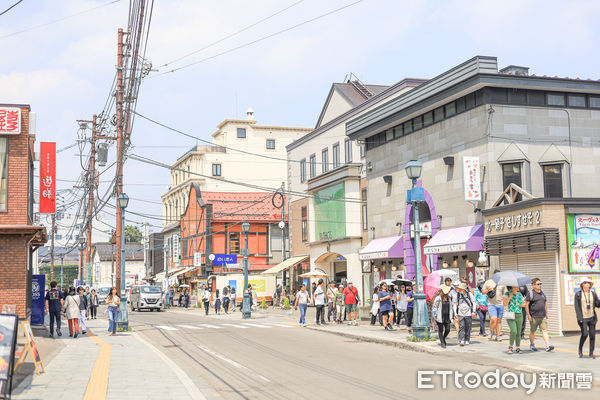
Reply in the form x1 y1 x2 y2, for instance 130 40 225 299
440 285 451 295
457 282 468 291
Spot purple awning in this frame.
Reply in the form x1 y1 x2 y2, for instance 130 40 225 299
359 236 404 260
424 225 484 255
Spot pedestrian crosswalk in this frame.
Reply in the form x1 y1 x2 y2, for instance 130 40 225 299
153 321 293 332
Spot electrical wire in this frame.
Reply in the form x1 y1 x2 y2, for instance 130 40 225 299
0 0 24 16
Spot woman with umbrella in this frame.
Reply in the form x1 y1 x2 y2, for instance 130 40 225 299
493 270 530 353
574 278 600 358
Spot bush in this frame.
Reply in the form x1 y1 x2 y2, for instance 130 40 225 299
406 327 437 342
283 297 291 310
260 298 268 309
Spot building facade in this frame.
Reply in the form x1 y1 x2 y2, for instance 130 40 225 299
0 104 47 318
91 242 144 286
161 109 311 227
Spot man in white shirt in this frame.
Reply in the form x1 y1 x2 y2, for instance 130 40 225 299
314 279 326 325
294 285 310 327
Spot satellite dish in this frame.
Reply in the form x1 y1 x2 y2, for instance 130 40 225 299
209 254 215 261
278 221 285 230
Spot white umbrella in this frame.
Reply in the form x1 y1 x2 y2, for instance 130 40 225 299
492 271 531 287
299 268 328 278
437 269 458 278
179 284 190 288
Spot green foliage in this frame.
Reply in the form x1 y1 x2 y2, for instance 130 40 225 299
38 265 79 288
260 297 268 309
283 297 291 310
406 327 437 342
125 225 142 243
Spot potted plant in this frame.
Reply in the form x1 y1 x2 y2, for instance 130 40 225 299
259 297 268 313
283 297 292 315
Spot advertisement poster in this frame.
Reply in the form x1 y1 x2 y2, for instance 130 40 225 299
462 156 481 201
0 313 18 397
31 274 45 325
564 275 599 305
0 107 21 134
568 214 600 273
314 182 346 241
39 142 56 214
248 279 266 292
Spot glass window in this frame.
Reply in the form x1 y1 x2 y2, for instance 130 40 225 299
55 234 62 240
590 96 600 109
141 286 161 293
423 111 433 127
301 206 308 242
456 97 466 114
413 116 423 131
229 233 240 253
309 154 316 178
527 90 545 106
546 93 565 106
237 128 246 138
300 159 306 182
393 125 403 138
345 139 353 164
361 189 368 231
212 163 221 176
403 120 413 134
502 163 522 203
490 88 508 104
567 94 586 108
543 164 563 198
360 144 365 159
444 102 456 117
508 89 526 105
333 143 340 168
266 139 275 149
322 148 329 173
385 129 393 142
433 107 444 122
465 92 476 109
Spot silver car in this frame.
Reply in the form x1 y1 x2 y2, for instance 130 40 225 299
130 285 163 311
97 286 112 304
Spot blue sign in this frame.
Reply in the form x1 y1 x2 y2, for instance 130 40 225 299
31 274 45 325
228 280 237 293
213 254 237 265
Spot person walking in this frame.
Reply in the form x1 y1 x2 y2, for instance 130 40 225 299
482 273 505 341
525 278 554 352
343 282 360 326
230 287 236 312
574 278 600 358
378 283 394 331
455 282 476 346
370 287 380 325
406 284 415 333
432 285 454 348
326 282 337 322
474 281 488 336
106 287 120 336
223 288 230 314
396 285 408 326
214 289 222 315
314 279 326 325
89 289 99 319
44 281 64 338
77 287 88 335
503 285 526 354
84 287 92 319
294 284 310 327
335 284 344 324
519 285 529 340
63 287 81 338
202 289 211 315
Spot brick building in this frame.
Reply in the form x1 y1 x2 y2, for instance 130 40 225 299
0 104 47 318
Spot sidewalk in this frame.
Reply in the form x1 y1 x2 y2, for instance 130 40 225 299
11 317 207 400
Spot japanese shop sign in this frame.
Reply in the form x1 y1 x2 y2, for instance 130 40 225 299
462 156 481 201
568 214 600 273
39 142 56 214
485 209 541 233
0 107 21 134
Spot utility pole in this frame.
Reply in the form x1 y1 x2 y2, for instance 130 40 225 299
115 28 125 295
85 115 98 286
50 213 55 281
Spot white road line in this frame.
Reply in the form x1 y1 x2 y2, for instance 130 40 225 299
220 324 248 329
177 325 203 330
155 325 178 331
198 324 223 329
241 323 270 328
193 342 272 383
265 323 292 328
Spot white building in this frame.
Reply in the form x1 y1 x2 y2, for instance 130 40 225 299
42 211 112 246
161 109 312 226
91 243 145 286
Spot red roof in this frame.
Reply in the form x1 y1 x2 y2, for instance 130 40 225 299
200 191 284 223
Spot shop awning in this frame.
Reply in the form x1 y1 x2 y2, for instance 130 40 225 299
262 255 309 275
359 236 404 260
424 225 484 255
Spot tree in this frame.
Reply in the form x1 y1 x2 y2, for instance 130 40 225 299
124 225 142 243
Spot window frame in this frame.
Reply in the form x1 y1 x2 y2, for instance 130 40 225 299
344 139 353 164
542 164 563 198
361 189 368 231
300 159 306 183
301 206 308 242
236 127 247 138
212 163 222 177
309 154 316 178
321 148 329 173
332 142 340 168
266 139 275 150
229 232 241 254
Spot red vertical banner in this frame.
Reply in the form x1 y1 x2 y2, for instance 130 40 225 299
39 142 56 214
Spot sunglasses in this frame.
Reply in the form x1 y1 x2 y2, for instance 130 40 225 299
534 283 542 286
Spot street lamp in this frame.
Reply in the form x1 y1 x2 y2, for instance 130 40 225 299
405 160 429 339
117 193 129 331
77 235 86 286
242 221 251 319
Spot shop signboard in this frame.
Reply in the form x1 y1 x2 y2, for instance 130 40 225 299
194 252 202 267
567 214 600 273
0 313 18 398
30 275 45 325
563 275 599 305
0 107 21 134
462 156 481 201
314 182 346 241
212 254 237 266
248 279 266 292
39 142 56 214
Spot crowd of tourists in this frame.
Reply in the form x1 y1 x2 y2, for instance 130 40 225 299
44 281 101 338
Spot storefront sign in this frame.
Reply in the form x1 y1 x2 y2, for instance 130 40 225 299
172 234 179 265
485 209 541 233
30 275 45 325
568 214 600 273
462 156 481 201
0 313 18 397
424 243 466 255
563 275 599 305
213 254 237 265
0 107 21 134
39 142 56 214
314 182 346 241
360 251 390 260
194 252 202 267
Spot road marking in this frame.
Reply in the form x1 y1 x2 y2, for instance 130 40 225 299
194 342 272 383
241 323 270 328
177 325 203 330
155 325 178 331
83 331 111 400
220 323 248 329
266 323 292 328
134 332 206 400
198 324 223 329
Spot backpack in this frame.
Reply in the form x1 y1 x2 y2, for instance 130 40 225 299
486 288 496 299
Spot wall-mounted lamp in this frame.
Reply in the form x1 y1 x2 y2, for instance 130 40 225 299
443 156 454 166
383 175 392 184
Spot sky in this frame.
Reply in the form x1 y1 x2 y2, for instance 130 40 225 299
2 0 600 238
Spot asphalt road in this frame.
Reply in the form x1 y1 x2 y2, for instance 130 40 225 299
119 307 593 400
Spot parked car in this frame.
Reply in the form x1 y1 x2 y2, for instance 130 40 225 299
97 286 112 304
129 285 163 311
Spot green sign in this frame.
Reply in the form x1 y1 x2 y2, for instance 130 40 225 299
314 182 346 241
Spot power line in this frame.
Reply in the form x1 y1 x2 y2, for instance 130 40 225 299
0 0 24 16
159 0 305 68
148 0 364 78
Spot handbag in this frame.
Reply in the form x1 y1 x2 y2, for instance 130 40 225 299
504 311 515 320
